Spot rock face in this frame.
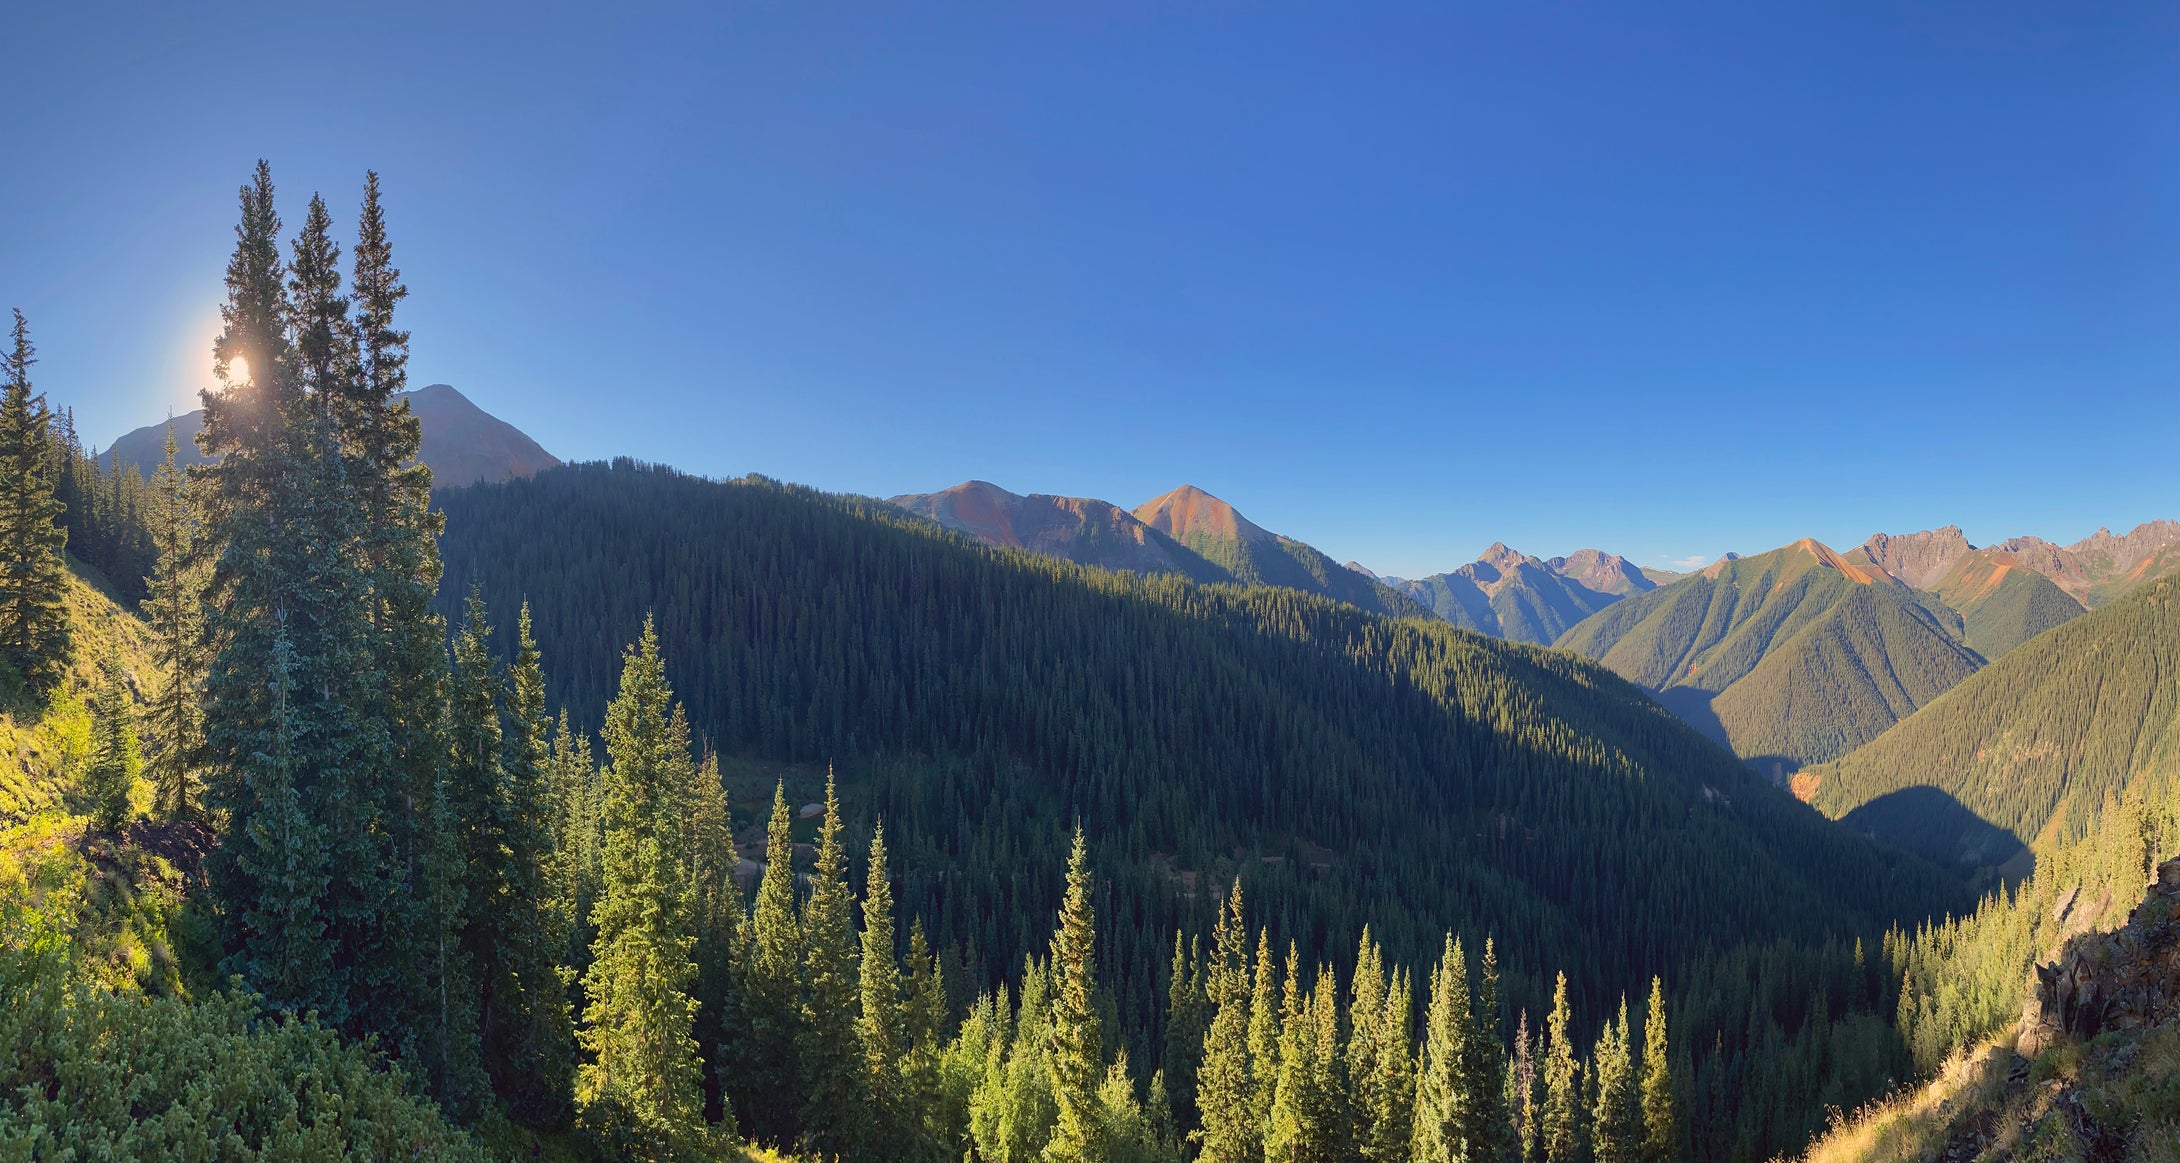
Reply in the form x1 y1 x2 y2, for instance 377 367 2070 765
1855 525 1975 589
1991 520 2180 606
1375 544 1649 645
2018 857 2180 1058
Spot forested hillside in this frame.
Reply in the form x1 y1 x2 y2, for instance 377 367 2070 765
1553 540 1984 767
1922 550 2084 661
437 463 1963 1029
1804 574 2180 875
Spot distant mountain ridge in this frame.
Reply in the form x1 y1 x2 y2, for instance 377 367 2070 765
1372 543 1652 645
888 481 1428 618
1852 521 2180 609
104 383 559 487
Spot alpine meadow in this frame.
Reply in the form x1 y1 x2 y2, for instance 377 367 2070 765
3 8 2176 1162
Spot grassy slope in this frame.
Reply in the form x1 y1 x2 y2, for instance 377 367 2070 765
1804 575 2180 869
1927 551 2085 660
1554 542 1984 766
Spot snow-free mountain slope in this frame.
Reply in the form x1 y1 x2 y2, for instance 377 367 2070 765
1554 538 1984 766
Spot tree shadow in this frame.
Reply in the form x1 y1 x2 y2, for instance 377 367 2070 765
1839 785 2033 889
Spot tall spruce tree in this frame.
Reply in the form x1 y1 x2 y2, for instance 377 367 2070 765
1411 935 1472 1163
198 162 338 1018
860 824 906 1159
746 781 803 1147
1263 946 1312 1163
1638 979 1675 1163
0 308 67 693
1163 933 1209 1139
143 427 203 818
687 751 746 1128
1509 1011 1538 1163
445 590 510 1070
800 770 866 1158
1541 975 1581 1163
1194 883 1258 1163
493 602 575 1125
1468 939 1515 1163
87 647 140 834
1589 997 1637 1163
577 620 704 1146
901 920 950 1163
347 169 474 1105
1247 928 1281 1144
1045 826 1105 1163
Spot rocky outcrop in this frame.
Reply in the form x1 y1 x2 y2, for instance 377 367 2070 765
2018 857 2180 1058
1855 525 1975 589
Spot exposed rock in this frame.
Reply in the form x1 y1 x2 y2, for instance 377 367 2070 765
1856 525 1976 589
2017 857 2180 1058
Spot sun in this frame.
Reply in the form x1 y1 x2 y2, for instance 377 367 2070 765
227 355 251 385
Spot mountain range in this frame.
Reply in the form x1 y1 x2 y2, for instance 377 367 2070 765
104 383 559 487
1359 544 1653 645
889 481 1429 619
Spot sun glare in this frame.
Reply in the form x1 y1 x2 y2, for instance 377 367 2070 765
228 355 251 385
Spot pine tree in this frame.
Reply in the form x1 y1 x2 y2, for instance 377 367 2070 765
1194 883 1258 1163
87 648 140 834
860 823 906 1159
492 602 575 1125
900 920 950 1163
800 770 866 1159
1411 934 1471 1163
445 590 509 1061
1638 979 1675 1163
1263 945 1312 1163
1509 1011 1538 1163
746 781 803 1148
548 712 602 976
1468 939 1514 1163
1346 930 1385 1154
0 308 68 693
143 426 203 818
1541 975 1581 1163
1163 932 1209 1138
346 168 475 1107
1373 967 1419 1163
198 162 338 1019
1590 997 1637 1163
1248 928 1281 1142
687 751 746 1128
1046 825 1106 1163
577 619 704 1147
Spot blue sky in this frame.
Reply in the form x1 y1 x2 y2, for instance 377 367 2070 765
2 3 2173 577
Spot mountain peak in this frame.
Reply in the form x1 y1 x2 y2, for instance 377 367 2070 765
1856 525 1975 588
1133 485 1273 545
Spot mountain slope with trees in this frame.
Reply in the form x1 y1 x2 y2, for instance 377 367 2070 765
1922 549 2084 660
1802 574 2180 877
437 462 1965 1022
1553 540 1985 767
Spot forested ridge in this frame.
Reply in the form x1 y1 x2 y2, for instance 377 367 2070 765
1806 575 2180 870
435 461 1964 1006
1552 542 1985 767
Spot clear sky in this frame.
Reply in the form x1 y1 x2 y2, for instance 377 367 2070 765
3 3 2173 577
